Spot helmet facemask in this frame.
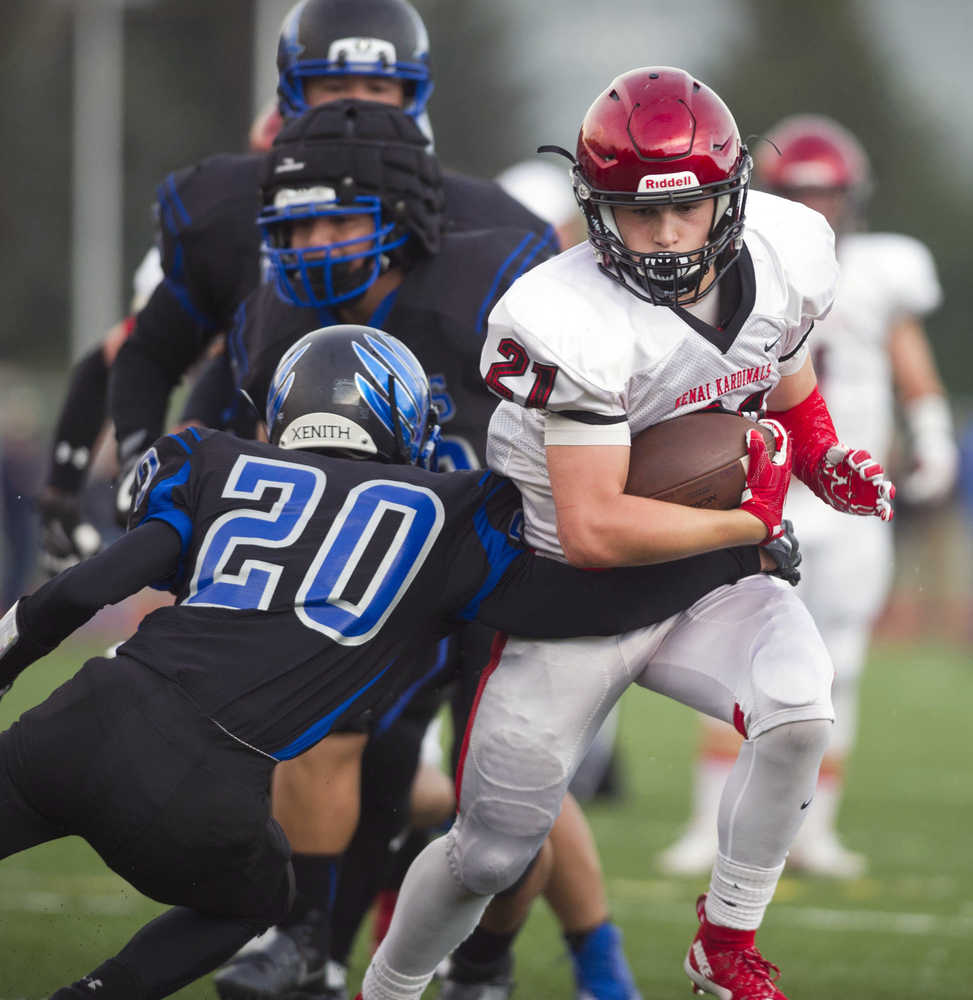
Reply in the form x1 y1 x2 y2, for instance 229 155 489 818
574 157 751 307
278 53 433 119
260 189 410 309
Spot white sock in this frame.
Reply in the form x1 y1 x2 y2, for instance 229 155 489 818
363 835 491 1000
706 853 785 930
362 959 436 1000
705 719 830 929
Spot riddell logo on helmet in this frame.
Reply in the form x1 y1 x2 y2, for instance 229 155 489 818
637 171 700 192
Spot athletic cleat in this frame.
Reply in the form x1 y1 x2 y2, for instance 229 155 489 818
786 834 867 879
570 921 643 1000
684 896 787 999
437 951 514 1000
212 925 347 1000
657 828 718 878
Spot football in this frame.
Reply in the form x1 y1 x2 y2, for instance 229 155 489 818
625 410 776 509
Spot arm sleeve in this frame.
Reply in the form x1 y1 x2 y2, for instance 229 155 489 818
46 343 112 493
474 545 760 638
0 521 182 686
109 280 212 458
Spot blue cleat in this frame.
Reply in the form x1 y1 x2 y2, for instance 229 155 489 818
569 922 643 1000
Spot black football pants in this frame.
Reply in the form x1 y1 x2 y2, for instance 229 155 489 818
0 656 294 998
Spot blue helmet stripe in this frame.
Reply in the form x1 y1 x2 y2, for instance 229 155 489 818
354 371 396 437
266 341 311 427
363 333 422 422
353 350 420 438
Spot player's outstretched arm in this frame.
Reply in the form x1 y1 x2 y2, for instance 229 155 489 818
109 281 211 468
0 521 181 696
473 544 761 638
464 513 805 644
767 354 895 520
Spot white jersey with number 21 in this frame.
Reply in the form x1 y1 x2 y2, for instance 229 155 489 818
480 190 840 557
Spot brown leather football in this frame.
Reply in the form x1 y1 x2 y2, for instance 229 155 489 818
625 411 776 509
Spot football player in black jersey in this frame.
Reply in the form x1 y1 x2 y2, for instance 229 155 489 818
0 325 788 1000
107 0 554 501
35 101 284 578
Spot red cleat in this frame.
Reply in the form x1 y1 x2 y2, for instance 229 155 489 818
684 895 788 999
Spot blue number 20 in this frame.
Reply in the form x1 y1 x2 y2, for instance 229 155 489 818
184 457 444 645
297 480 444 645
185 455 326 610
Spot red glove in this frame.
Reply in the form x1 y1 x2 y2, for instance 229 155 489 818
769 388 895 521
739 418 792 543
815 444 895 521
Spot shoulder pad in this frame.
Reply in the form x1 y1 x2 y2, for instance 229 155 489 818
745 190 838 321
155 153 262 240
841 232 942 317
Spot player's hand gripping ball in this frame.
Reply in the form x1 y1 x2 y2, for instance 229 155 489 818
738 419 792 543
624 410 791 542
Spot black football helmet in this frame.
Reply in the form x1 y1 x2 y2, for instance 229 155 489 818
258 100 444 309
277 0 432 119
266 325 441 469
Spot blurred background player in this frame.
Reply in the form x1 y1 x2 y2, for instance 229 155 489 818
35 99 284 578
658 114 958 880
108 0 553 494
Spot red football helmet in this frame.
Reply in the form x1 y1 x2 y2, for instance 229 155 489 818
756 115 870 195
570 66 751 305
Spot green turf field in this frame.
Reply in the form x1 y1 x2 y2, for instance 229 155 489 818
1 637 970 998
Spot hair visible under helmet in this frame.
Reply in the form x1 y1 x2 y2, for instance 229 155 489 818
266 324 440 468
258 100 444 309
563 66 751 306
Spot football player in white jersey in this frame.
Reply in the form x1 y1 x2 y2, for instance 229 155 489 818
659 115 957 881
360 68 895 1000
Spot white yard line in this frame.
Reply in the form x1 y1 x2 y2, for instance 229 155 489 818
607 879 973 938
2 873 971 939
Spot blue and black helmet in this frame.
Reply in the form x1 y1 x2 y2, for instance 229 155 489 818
266 325 441 469
277 0 433 119
258 100 443 309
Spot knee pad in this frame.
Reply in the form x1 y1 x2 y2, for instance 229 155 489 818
446 819 540 897
451 727 568 895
